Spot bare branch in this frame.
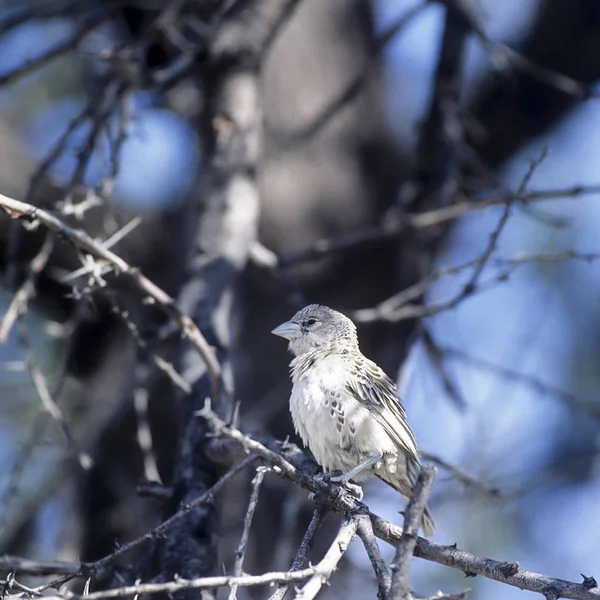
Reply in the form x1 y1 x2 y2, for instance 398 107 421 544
356 513 391 600
390 466 437 600
36 567 332 600
416 0 468 209
294 518 358 600
440 344 600 420
349 248 600 325
0 414 49 531
0 234 53 342
199 408 600 600
420 451 501 500
132 365 162 485
439 0 597 100
464 148 547 293
417 591 470 600
109 299 192 395
0 556 80 577
0 193 223 394
228 466 270 600
277 183 600 267
30 454 258 592
18 316 93 471
268 1 427 156
268 502 328 600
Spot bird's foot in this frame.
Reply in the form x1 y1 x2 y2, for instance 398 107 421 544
313 473 364 500
340 480 364 500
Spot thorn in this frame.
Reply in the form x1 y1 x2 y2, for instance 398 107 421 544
581 574 598 589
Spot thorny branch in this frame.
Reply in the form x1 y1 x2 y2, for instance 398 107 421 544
294 518 358 600
17 316 93 471
390 466 437 600
1 188 598 599
0 193 222 394
2 408 599 600
228 466 270 600
196 407 600 600
268 502 327 600
356 512 392 600
26 566 341 600
0 2 599 599
26 454 259 594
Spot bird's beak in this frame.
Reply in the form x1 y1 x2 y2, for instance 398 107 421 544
271 320 301 340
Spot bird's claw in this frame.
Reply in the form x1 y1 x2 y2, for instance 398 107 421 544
315 472 364 500
340 480 364 500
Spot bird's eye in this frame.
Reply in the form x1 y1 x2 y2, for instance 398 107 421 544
304 318 317 327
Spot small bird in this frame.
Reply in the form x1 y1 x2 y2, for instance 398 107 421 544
272 304 435 537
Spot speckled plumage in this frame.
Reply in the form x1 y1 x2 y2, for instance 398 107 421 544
272 304 435 537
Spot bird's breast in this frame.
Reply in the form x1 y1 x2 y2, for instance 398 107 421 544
289 360 396 474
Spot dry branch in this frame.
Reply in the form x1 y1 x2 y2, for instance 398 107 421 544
198 406 600 600
356 512 392 600
0 193 222 393
294 519 357 600
268 503 327 600
277 184 600 267
390 466 437 600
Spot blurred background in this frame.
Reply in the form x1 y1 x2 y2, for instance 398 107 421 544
0 0 599 599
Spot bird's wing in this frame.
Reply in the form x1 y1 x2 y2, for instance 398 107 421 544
345 353 420 464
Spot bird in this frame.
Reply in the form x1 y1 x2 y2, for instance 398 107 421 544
271 304 435 537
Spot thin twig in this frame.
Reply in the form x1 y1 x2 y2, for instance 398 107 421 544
110 298 192 394
0 234 53 342
417 591 470 600
228 466 270 600
0 0 85 37
0 413 49 527
268 502 328 600
421 326 468 410
356 513 391 600
31 454 258 593
420 451 500 499
294 518 358 600
350 150 550 326
441 344 600 420
0 193 222 394
440 0 597 100
268 1 427 156
465 148 548 292
25 77 112 207
17 316 93 471
278 181 600 267
0 556 80 577
132 363 162 484
21 519 356 600
390 466 437 600
350 249 600 324
36 567 334 600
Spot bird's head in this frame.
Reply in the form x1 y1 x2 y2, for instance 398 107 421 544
271 304 358 356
